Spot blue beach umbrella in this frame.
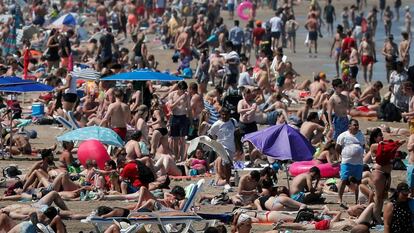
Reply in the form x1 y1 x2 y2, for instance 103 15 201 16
56 126 124 147
51 13 77 28
101 69 184 82
0 83 53 93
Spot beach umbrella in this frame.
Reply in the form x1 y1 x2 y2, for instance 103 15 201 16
242 123 315 161
0 76 35 86
56 126 124 147
71 68 100 80
0 83 53 93
101 69 184 82
50 13 77 28
187 136 231 164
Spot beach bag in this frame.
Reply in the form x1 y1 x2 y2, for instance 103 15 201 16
294 208 315 223
376 140 401 166
378 100 402 122
3 166 22 178
135 160 155 185
393 158 407 170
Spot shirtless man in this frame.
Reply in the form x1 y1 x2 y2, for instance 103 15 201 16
399 32 411 68
188 82 203 139
7 134 32 155
328 79 350 140
175 27 191 57
359 33 376 84
100 89 131 141
382 35 399 83
348 44 359 85
96 1 108 28
238 88 258 160
231 171 261 206
300 112 326 145
309 73 328 97
168 81 191 161
358 81 383 105
208 49 225 86
407 134 414 196
290 166 322 203
330 25 345 77
305 13 319 56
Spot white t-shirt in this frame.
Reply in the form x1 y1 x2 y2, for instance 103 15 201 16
238 72 255 87
208 119 236 153
269 16 283 32
337 130 365 165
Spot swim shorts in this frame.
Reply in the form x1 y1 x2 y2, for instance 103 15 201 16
314 219 331 230
170 115 190 137
340 163 363 181
291 192 305 203
333 115 349 140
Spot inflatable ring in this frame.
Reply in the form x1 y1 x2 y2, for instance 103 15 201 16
289 161 340 178
237 1 253 21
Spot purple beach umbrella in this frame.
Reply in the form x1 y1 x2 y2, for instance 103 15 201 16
242 123 315 161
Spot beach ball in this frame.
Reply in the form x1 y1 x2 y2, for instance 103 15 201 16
77 140 110 169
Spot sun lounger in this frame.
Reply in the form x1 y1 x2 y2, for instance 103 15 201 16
67 111 81 129
84 179 205 233
54 115 74 130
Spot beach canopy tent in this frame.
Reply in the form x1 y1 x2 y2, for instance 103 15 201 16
101 69 184 82
242 123 315 161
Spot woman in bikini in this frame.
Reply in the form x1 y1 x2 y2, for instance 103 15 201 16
316 140 339 164
254 186 307 211
149 96 169 155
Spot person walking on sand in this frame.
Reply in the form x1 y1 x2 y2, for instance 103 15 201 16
382 35 399 83
399 32 411 69
328 79 350 140
100 89 131 141
336 119 365 208
359 33 376 84
330 25 345 77
405 6 412 38
305 13 319 57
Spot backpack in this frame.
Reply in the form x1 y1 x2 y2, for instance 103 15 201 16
294 208 315 223
376 140 401 166
135 161 155 185
378 100 402 122
2 166 22 178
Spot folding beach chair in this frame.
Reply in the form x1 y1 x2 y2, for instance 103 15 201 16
84 179 205 233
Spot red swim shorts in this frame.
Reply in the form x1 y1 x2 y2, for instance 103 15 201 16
112 127 127 140
314 219 330 230
361 55 374 66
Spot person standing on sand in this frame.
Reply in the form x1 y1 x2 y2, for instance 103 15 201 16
359 33 376 84
328 79 350 140
399 32 411 69
330 25 345 77
323 0 335 37
405 6 412 38
336 119 365 208
100 89 131 141
168 81 191 162
305 13 319 57
382 35 399 83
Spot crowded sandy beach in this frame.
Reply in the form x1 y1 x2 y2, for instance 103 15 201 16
0 0 414 232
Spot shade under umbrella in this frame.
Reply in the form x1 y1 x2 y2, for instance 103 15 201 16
187 136 231 164
242 123 315 161
56 126 124 147
101 69 184 82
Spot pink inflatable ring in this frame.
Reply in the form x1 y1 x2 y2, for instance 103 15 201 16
289 161 340 178
237 1 253 21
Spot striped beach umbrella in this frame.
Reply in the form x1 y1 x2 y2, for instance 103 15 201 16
71 68 101 80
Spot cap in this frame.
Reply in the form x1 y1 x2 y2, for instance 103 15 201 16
405 6 410 11
397 183 410 192
256 20 262 26
354 83 361 89
318 72 326 78
246 66 253 71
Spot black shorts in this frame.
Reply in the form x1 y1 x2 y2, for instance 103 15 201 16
239 121 258 137
155 128 168 136
308 31 318 41
271 31 281 39
63 93 78 103
170 115 189 137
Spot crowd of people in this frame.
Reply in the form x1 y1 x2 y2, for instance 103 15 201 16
0 0 414 232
